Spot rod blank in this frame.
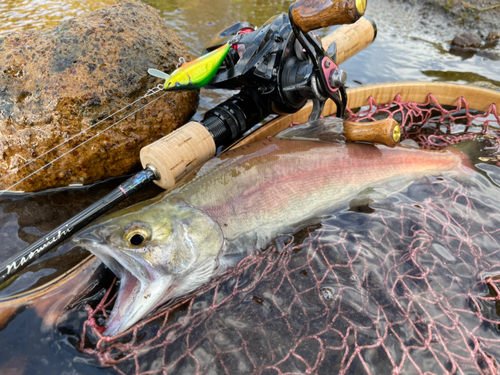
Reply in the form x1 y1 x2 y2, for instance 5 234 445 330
0 168 157 282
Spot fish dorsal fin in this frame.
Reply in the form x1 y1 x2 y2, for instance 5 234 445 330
148 68 171 80
275 117 345 143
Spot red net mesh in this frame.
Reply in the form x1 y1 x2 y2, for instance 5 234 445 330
79 93 500 375
348 93 500 152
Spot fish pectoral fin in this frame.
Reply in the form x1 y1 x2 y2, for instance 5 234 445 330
275 117 346 143
349 187 390 214
348 195 376 214
148 69 171 80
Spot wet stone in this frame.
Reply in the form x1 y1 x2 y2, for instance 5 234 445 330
476 50 500 61
487 30 500 41
451 32 482 49
320 286 336 301
0 1 199 192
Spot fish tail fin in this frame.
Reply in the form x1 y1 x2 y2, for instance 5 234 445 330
443 136 500 174
446 145 475 172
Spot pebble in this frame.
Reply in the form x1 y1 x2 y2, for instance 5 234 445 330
476 50 500 61
451 32 482 49
486 30 500 41
320 287 336 301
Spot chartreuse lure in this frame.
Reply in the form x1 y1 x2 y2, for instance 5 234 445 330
148 44 230 91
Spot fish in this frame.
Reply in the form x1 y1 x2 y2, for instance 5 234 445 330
148 44 230 91
72 118 470 336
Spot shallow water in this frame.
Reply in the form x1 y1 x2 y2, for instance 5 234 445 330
0 0 118 37
0 0 500 374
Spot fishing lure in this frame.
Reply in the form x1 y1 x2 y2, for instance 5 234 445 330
148 44 231 91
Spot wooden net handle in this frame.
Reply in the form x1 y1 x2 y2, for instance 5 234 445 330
227 106 400 149
292 0 366 32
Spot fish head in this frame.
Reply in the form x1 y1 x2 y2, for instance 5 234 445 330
164 70 191 90
72 197 224 336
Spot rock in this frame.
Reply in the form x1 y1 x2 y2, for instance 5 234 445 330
486 30 500 41
448 46 476 60
476 50 500 61
451 32 482 49
0 1 199 192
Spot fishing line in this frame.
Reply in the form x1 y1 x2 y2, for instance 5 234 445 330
0 84 165 194
0 86 167 194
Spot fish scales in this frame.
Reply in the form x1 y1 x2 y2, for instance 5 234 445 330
178 138 462 243
73 130 467 336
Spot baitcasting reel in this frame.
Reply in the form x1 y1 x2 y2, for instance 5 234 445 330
199 0 367 147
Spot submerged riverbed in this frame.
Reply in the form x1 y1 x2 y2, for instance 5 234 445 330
0 0 500 374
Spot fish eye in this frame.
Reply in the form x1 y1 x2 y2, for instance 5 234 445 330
130 233 145 246
124 223 152 247
175 82 180 87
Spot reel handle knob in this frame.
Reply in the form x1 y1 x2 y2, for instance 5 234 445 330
292 0 366 32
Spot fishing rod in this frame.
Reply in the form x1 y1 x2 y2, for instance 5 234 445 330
0 0 399 282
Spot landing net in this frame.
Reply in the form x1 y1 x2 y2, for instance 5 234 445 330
79 93 500 375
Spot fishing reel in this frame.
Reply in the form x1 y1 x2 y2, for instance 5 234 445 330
200 0 367 147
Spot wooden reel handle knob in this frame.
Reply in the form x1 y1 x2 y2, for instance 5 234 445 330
344 118 401 147
292 0 366 32
140 122 216 190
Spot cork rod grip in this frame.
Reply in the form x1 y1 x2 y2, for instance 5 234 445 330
321 16 376 65
292 0 366 32
140 122 216 190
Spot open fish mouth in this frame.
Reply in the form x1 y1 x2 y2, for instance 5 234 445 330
73 226 172 336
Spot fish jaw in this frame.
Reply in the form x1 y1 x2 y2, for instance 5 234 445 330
103 268 172 337
76 237 224 336
72 198 225 335
71 235 171 336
